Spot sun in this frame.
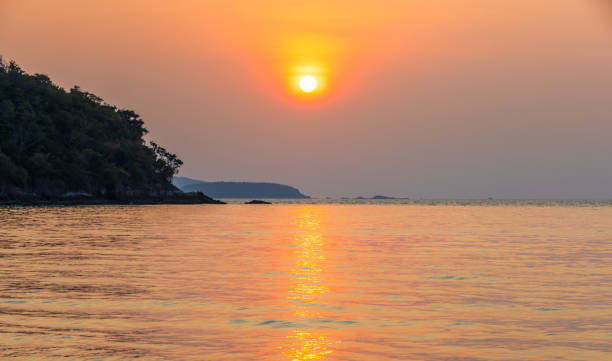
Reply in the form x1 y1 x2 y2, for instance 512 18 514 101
299 75 317 93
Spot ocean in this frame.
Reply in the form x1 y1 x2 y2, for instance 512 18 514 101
1 202 611 360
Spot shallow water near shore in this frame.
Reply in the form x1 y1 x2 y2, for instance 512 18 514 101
1 204 611 360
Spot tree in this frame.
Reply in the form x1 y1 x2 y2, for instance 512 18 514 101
0 57 183 198
151 141 183 180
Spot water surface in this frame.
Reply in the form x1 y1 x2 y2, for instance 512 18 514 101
1 204 611 360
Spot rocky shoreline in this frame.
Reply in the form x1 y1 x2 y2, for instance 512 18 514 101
0 191 225 206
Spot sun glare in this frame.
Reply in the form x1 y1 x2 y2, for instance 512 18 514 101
299 75 317 93
286 63 328 101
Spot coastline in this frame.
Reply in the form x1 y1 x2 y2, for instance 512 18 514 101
0 191 225 206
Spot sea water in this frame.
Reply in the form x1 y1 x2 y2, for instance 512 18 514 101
1 203 610 360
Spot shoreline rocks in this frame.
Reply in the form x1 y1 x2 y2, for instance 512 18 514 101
0 191 225 206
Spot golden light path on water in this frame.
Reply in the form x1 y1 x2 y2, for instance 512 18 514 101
283 208 335 360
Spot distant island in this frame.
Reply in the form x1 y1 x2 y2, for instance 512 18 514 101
355 195 401 200
0 58 222 204
173 177 310 199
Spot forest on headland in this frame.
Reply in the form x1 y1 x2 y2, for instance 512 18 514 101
0 57 221 204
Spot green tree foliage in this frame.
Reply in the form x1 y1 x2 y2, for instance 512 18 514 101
0 57 182 198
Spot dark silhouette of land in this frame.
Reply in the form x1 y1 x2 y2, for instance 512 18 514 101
0 58 222 204
173 177 309 199
371 195 397 199
355 195 400 200
245 200 272 204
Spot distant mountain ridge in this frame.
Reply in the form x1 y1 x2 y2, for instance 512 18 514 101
173 177 309 199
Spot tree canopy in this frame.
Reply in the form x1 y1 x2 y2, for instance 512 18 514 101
0 57 182 198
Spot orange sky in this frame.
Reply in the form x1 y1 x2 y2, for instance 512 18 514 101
2 0 612 198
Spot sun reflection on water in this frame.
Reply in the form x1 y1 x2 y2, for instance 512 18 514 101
283 207 338 360
283 331 334 361
288 232 328 303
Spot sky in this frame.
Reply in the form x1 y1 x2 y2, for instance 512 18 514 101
1 0 612 199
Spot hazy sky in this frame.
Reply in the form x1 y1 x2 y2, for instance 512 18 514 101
2 0 612 198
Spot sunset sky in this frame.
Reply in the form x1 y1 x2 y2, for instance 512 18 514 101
2 0 611 198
